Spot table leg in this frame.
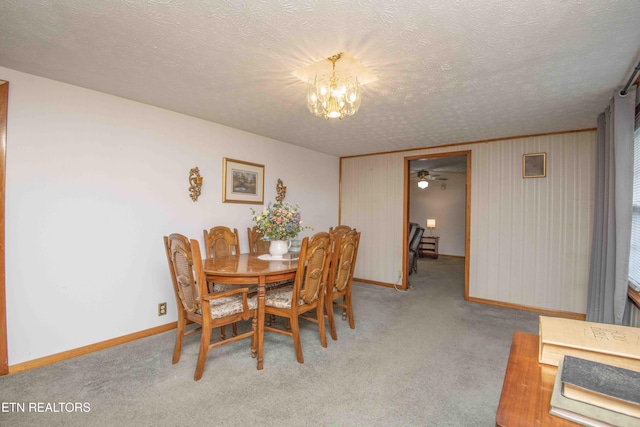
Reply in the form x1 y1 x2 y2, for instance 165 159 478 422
257 276 265 370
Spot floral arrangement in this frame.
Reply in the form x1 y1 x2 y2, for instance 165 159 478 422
250 202 310 241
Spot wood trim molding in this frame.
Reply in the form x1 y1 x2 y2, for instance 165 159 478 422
340 128 596 160
629 287 640 310
467 296 586 320
464 151 471 301
0 81 7 376
8 322 177 374
354 277 397 288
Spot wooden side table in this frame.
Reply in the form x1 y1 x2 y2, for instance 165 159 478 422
419 236 439 259
496 332 578 426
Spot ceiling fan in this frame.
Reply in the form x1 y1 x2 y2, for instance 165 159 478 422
416 170 447 189
417 170 448 181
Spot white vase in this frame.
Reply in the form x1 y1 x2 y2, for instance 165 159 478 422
269 240 290 259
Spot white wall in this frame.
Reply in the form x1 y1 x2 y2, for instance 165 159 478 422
409 172 466 256
2 67 339 365
341 131 595 314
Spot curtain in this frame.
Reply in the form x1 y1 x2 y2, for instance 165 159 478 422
587 87 636 325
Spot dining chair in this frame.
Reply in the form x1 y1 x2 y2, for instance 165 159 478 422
325 230 361 340
264 232 332 363
203 226 250 338
203 226 244 295
203 226 241 259
247 225 270 254
248 225 293 327
163 233 257 381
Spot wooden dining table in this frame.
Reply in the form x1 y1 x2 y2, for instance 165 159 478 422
202 253 298 370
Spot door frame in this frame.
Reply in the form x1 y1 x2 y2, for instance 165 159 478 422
403 150 471 299
0 81 8 375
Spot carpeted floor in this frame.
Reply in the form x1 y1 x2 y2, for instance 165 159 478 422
0 256 540 426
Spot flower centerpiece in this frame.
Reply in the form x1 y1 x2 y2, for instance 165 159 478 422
251 202 310 257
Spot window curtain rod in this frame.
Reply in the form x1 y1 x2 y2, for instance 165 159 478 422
620 59 640 96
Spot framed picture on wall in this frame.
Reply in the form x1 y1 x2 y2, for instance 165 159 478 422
522 153 546 178
222 158 264 204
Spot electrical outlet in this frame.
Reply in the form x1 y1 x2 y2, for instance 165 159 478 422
158 302 167 316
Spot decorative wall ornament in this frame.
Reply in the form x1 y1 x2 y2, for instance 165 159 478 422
523 153 547 178
275 178 287 204
188 167 203 202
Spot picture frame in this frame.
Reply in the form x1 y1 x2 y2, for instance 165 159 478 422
222 158 264 204
522 152 546 178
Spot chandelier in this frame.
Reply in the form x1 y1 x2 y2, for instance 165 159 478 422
306 53 361 120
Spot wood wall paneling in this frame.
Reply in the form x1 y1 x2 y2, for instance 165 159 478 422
341 131 595 315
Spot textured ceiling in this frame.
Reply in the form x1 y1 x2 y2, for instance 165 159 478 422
1 1 640 157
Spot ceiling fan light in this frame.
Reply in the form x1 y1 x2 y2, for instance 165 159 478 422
418 180 429 189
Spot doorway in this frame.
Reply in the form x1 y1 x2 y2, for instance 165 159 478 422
404 151 470 298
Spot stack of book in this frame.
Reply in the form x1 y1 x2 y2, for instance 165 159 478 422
538 316 640 371
538 316 640 426
550 356 640 426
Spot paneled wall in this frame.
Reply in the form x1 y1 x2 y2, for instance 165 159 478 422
341 131 596 314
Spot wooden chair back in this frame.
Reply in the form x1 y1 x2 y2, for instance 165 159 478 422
203 226 241 259
329 224 352 236
329 230 360 293
247 226 270 254
165 233 203 316
295 232 332 305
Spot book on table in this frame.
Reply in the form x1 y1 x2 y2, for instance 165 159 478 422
560 355 640 418
550 358 640 427
538 316 640 371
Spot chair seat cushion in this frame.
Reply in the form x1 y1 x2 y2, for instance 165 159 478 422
264 285 304 309
208 295 257 319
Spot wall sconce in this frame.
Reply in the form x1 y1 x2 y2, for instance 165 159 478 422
427 219 436 236
275 178 287 204
189 167 203 202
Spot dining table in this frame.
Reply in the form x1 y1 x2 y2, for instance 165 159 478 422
202 253 298 370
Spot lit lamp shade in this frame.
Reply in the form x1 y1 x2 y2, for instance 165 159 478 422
427 219 436 229
418 179 429 189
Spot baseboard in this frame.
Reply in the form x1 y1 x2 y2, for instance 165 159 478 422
353 277 397 288
354 278 585 319
7 322 177 375
466 296 586 320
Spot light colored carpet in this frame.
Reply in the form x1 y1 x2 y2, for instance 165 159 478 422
0 257 539 426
